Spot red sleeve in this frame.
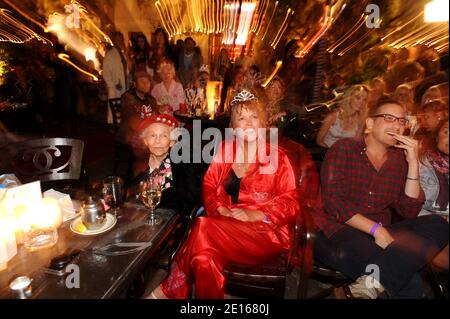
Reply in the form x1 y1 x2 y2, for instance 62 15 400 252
258 151 300 227
201 142 230 216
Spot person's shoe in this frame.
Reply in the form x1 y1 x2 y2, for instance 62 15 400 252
348 275 385 299
145 285 168 299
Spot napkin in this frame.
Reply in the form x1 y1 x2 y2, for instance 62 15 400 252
43 189 80 222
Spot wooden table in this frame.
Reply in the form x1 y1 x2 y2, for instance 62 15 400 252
0 199 181 299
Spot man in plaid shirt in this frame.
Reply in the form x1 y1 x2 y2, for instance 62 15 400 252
313 98 448 298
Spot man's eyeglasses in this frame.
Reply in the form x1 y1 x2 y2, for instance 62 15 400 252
371 114 409 126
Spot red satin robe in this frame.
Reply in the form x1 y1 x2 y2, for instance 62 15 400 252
160 140 300 299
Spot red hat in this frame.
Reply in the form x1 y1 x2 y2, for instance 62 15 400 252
138 113 179 133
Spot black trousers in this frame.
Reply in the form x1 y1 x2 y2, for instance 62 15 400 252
314 215 449 298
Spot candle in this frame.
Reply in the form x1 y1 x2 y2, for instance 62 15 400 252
22 199 60 251
41 198 62 228
0 203 27 245
0 219 17 271
206 81 223 120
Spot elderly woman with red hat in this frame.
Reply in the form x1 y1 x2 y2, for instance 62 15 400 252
131 113 202 216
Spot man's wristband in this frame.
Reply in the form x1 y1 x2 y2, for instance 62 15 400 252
406 176 419 181
370 222 382 237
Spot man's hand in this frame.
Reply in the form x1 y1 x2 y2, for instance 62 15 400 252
374 226 394 249
391 133 419 165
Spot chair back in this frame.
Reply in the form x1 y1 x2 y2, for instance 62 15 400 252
1 137 84 184
108 98 122 133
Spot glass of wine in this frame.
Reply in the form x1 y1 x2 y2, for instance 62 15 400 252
102 176 124 218
139 175 163 226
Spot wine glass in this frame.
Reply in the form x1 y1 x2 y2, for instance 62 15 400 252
102 176 124 218
139 175 163 226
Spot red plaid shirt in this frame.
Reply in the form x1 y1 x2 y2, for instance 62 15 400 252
313 138 424 238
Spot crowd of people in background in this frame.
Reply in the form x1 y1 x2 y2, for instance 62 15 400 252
0 24 448 299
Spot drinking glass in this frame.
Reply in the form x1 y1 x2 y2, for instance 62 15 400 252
102 176 124 218
139 175 162 226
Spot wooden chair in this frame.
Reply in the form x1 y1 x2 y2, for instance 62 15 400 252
107 98 134 177
1 137 85 191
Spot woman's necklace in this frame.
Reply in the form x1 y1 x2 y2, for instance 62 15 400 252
234 162 251 176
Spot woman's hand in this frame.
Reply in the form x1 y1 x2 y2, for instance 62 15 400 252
373 226 394 249
229 208 265 222
217 206 232 217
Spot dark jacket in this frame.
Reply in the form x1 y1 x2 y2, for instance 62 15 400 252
132 158 204 216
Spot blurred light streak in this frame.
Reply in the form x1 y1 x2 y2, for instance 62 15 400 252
380 13 423 41
200 0 207 33
435 42 448 52
2 0 48 32
208 0 213 33
175 0 185 34
205 0 212 34
270 8 292 48
191 0 201 32
295 0 346 58
235 2 256 45
254 0 270 34
426 34 449 46
250 0 264 32
154 2 172 37
71 1 112 46
0 9 52 44
163 0 178 36
408 27 448 47
58 53 99 81
327 14 365 53
185 1 194 32
172 0 183 34
387 23 442 47
212 0 216 33
162 0 177 36
218 0 224 32
259 1 278 40
337 27 375 56
261 61 282 88
47 12 100 71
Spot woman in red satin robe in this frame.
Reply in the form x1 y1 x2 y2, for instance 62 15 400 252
149 88 300 299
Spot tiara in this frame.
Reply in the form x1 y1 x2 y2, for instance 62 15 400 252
231 89 257 106
199 64 209 74
246 70 266 87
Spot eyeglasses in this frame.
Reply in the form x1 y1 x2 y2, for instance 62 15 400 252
371 114 409 126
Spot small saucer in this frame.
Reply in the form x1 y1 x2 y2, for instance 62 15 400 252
70 213 117 236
